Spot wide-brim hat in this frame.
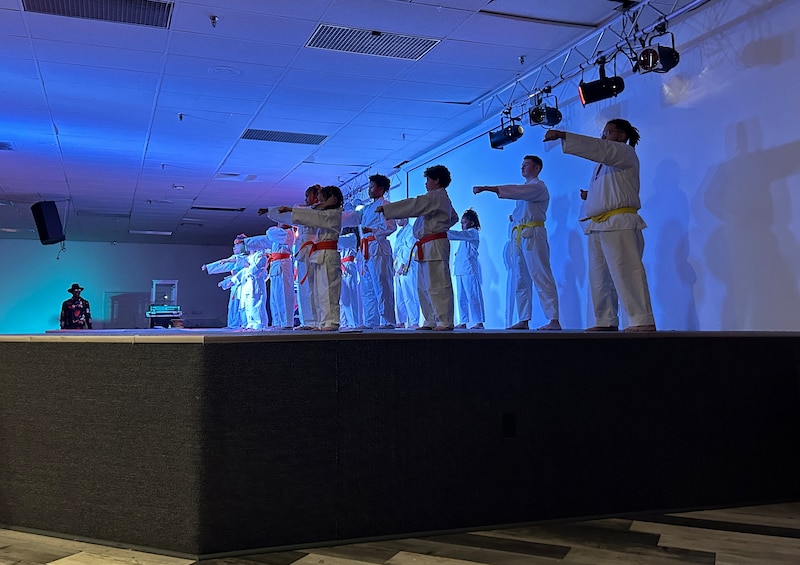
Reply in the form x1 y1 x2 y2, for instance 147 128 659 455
68 283 84 293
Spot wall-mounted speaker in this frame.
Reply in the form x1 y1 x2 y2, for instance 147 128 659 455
30 201 65 245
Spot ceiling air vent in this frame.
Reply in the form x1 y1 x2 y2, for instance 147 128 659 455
242 129 327 145
22 0 174 29
306 24 439 60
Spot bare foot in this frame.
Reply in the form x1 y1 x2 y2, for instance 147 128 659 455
455 323 467 329
507 320 529 330
622 324 657 333
415 325 434 331
433 325 454 331
470 323 484 329
585 325 619 332
537 320 562 331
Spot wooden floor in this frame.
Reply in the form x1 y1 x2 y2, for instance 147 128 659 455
2 502 799 565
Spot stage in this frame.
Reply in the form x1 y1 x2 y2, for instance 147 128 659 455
1 328 799 558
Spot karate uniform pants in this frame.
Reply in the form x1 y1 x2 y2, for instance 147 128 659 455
587 228 654 327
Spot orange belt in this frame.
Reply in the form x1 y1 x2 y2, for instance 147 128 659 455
299 240 339 284
266 251 292 275
296 240 315 258
409 232 447 263
341 255 355 273
360 235 377 260
311 240 338 253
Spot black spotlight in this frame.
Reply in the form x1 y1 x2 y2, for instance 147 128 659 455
529 103 562 127
636 43 679 73
635 29 680 74
488 116 524 150
578 58 625 106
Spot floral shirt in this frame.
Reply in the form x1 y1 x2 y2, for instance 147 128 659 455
60 296 92 329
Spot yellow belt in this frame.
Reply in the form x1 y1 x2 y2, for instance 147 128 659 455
511 221 545 245
581 207 638 223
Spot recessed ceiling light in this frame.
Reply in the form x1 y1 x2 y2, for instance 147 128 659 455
208 66 241 76
129 230 173 236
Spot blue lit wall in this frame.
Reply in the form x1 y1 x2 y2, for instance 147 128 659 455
398 0 800 330
0 240 231 334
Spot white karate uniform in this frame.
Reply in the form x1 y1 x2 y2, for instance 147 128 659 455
561 131 655 327
393 221 420 327
342 197 397 327
243 228 296 328
269 207 342 330
502 235 516 328
495 178 560 322
267 228 296 328
338 232 361 329
294 223 318 328
232 249 269 330
203 253 250 328
381 189 458 329
448 227 485 326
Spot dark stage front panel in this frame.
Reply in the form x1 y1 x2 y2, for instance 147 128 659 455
1 331 799 556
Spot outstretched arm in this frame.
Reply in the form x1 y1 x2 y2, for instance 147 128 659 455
543 130 566 142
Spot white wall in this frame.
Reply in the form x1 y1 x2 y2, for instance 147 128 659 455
0 239 231 333
399 0 800 330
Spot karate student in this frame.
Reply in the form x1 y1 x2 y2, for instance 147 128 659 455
447 208 485 329
262 185 344 331
338 229 361 329
238 226 296 329
473 155 561 331
377 165 459 331
342 173 397 329
392 217 420 329
544 120 655 332
201 239 250 329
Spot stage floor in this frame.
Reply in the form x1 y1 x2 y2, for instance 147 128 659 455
4 326 800 343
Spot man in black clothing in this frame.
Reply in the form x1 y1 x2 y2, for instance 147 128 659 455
60 283 92 329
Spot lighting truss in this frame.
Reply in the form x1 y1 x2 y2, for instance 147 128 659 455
479 0 716 121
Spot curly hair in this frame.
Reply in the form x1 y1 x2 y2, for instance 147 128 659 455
423 164 452 188
369 174 391 192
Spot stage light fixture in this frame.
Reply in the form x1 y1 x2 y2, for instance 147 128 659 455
636 32 680 73
528 90 562 127
529 105 561 126
488 112 524 150
578 58 625 106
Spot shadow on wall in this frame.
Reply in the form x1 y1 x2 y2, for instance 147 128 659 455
550 193 586 330
702 120 800 330
644 158 700 330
